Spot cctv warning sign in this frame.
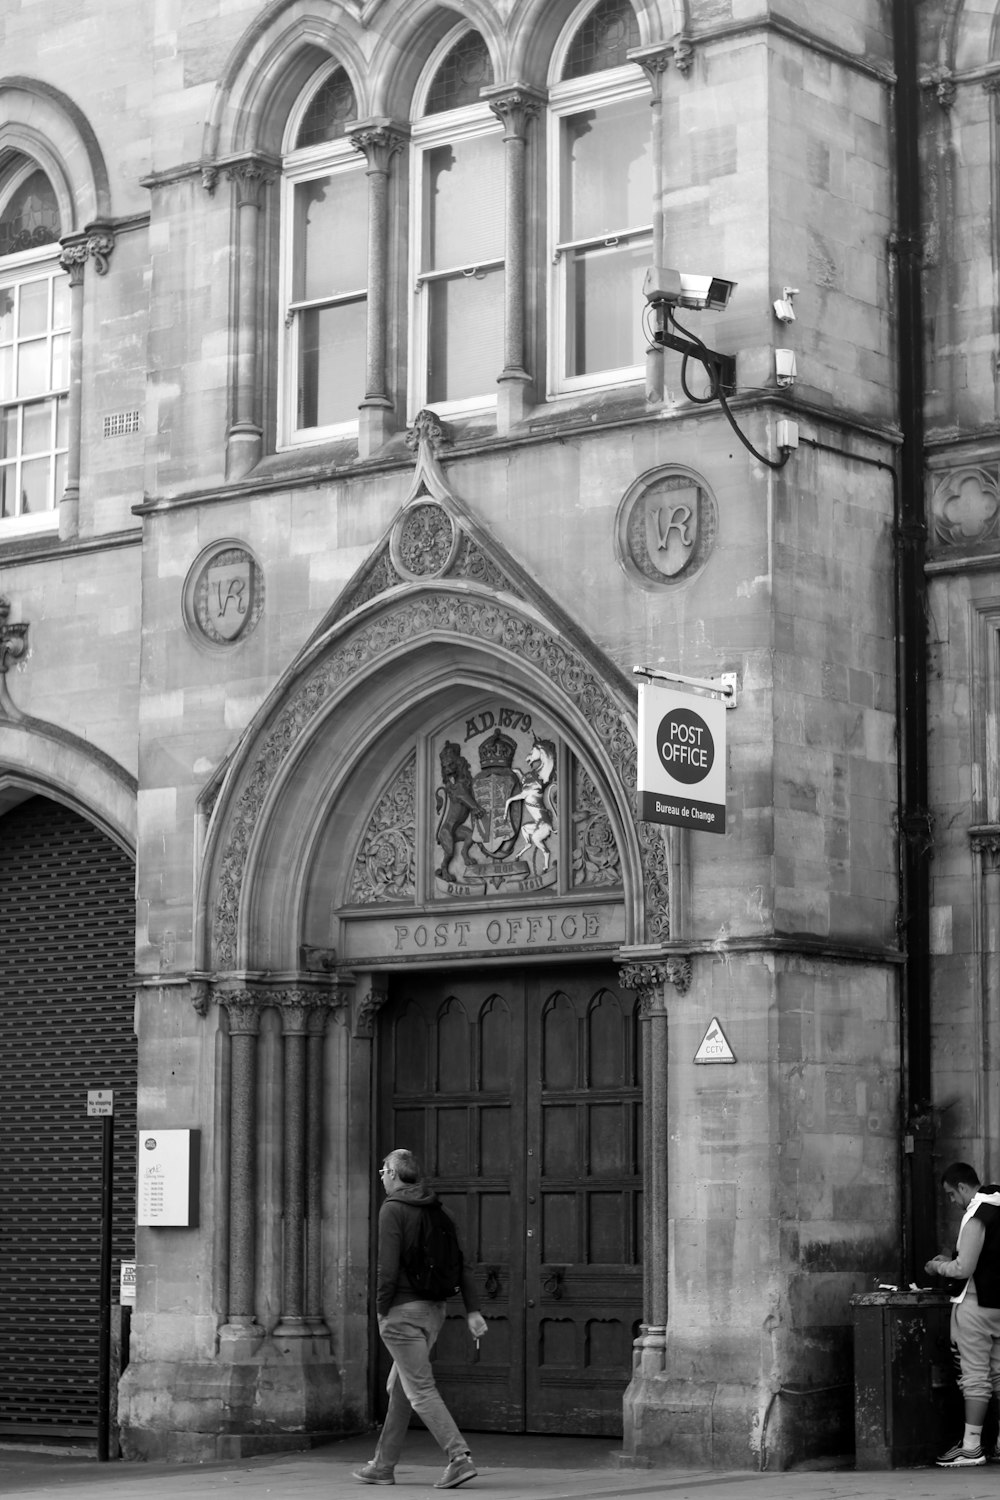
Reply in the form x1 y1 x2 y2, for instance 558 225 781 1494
638 680 727 834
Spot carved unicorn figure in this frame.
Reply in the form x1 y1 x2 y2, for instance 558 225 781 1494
503 737 557 872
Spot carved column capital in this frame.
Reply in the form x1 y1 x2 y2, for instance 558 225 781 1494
58 235 90 285
349 119 409 174
226 159 278 208
619 955 692 1012
218 988 263 1035
628 42 675 92
484 84 545 139
972 827 1000 869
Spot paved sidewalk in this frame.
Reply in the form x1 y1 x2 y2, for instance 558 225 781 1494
1 1432 998 1500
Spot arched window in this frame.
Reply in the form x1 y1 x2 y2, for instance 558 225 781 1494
0 155 69 529
548 0 651 394
279 64 366 445
409 27 504 413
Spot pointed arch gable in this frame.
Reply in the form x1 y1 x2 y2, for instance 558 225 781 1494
199 585 669 974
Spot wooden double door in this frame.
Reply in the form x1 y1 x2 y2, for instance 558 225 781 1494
376 964 643 1435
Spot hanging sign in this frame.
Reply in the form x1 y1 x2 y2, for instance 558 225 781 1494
638 680 727 833
694 1017 736 1064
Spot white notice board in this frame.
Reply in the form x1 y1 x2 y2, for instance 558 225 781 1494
137 1129 199 1227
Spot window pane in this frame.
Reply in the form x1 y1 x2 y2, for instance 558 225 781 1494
425 32 494 114
0 348 12 401
293 170 368 302
0 287 13 342
0 407 17 459
56 394 67 447
297 299 366 429
51 331 69 389
426 265 503 403
562 0 640 79
423 134 504 271
560 97 652 242
19 455 50 513
0 464 11 517
54 450 65 499
564 237 650 376
17 338 48 398
18 279 49 337
52 273 70 328
21 400 50 455
0 168 61 257
296 67 357 149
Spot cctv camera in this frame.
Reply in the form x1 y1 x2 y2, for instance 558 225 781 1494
642 267 737 312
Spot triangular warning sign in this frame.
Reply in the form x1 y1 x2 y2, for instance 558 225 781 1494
694 1017 736 1064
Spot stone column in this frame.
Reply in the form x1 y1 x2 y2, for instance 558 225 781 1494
971 828 1000 1178
57 227 113 540
274 990 312 1340
225 161 274 482
628 46 672 408
618 953 691 1458
484 86 544 433
305 1002 331 1335
350 121 408 458
218 989 264 1357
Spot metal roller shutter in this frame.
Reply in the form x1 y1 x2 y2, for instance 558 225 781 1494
0 796 136 1438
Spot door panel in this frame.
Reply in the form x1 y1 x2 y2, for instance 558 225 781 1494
377 965 640 1436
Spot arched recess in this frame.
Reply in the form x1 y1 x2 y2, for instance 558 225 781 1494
506 0 665 87
197 585 667 976
0 720 136 856
0 78 111 229
202 4 372 161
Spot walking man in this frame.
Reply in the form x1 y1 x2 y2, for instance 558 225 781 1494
354 1148 488 1489
925 1162 1000 1466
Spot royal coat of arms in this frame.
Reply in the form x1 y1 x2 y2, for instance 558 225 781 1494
433 712 559 896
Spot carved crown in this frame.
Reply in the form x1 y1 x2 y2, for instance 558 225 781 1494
478 727 517 771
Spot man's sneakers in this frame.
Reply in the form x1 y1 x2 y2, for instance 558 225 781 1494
434 1452 478 1489
936 1441 986 1467
352 1460 395 1484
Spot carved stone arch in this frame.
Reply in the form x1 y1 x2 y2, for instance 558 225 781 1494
932 0 1000 73
0 78 112 229
0 723 137 856
202 3 371 162
507 0 667 87
199 586 667 975
368 2 509 120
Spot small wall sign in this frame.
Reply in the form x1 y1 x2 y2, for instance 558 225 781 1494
137 1129 200 1227
694 1017 736 1064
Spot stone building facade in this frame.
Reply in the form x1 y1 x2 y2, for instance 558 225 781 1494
0 0 992 1473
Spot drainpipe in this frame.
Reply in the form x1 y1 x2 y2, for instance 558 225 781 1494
891 0 934 1283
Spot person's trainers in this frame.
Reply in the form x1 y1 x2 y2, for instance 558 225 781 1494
434 1453 477 1489
936 1442 986 1467
352 1460 395 1484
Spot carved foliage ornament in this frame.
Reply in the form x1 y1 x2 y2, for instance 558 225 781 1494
211 594 664 968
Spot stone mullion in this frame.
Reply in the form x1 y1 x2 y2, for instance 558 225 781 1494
485 86 544 432
218 989 264 1346
350 121 408 457
225 161 274 481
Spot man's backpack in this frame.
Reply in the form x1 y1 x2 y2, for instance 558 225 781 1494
402 1202 464 1301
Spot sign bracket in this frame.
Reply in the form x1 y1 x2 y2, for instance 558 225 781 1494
634 665 739 708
